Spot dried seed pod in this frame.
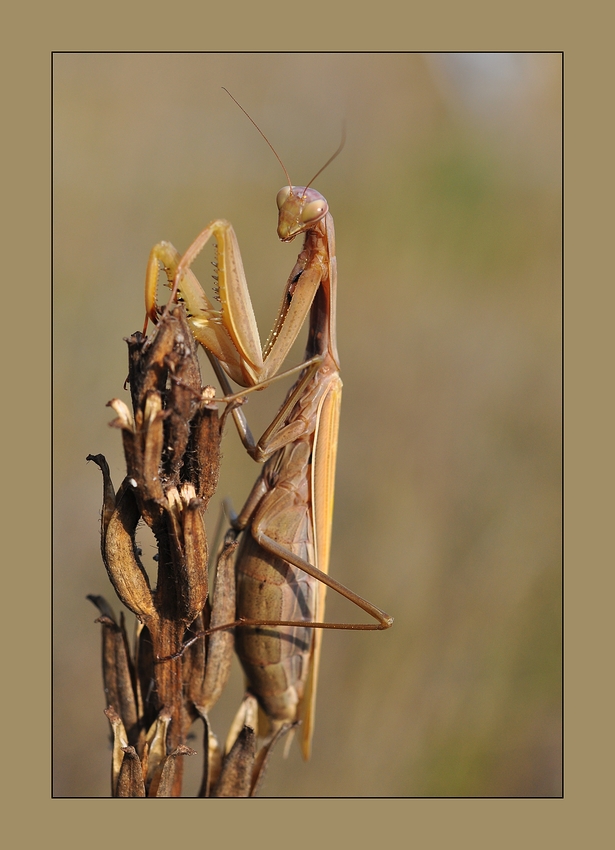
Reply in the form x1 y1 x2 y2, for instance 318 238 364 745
211 726 256 798
104 706 129 797
143 710 172 789
103 484 157 622
88 597 138 742
117 747 146 797
149 745 197 797
86 455 116 537
189 532 238 713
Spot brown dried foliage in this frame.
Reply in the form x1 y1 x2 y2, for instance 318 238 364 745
87 306 280 797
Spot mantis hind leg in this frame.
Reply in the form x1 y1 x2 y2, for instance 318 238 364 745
244 526 394 632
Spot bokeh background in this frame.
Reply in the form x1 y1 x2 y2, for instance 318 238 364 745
53 53 561 797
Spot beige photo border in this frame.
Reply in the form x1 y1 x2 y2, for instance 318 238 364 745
5 0 607 845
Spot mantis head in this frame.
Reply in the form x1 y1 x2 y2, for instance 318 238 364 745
276 186 329 241
221 87 343 242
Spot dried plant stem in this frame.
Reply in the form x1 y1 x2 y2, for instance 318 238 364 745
88 305 284 796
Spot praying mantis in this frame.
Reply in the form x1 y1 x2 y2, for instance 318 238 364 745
144 94 393 761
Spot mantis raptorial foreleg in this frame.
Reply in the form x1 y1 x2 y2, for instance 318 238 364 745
144 192 333 391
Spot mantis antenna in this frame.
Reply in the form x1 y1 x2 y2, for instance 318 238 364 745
221 87 345 195
221 87 293 188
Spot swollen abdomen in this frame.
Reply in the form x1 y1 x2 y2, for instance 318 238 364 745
235 524 317 723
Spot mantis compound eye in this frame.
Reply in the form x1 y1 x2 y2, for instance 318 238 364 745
300 196 328 225
276 186 292 209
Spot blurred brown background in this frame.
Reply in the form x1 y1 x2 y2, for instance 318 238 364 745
53 53 561 797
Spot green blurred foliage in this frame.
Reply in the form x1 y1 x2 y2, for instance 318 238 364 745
54 53 561 797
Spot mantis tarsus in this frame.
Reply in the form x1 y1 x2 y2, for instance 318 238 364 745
145 94 393 760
